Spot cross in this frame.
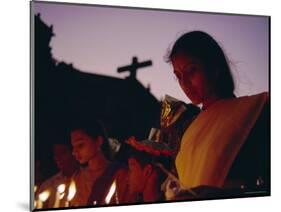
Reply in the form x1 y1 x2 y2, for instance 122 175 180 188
117 56 152 79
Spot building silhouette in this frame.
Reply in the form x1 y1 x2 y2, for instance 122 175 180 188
34 14 160 178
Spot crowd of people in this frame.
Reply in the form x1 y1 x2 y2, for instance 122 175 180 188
34 31 269 209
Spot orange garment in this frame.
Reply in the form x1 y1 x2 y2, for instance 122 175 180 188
176 92 268 188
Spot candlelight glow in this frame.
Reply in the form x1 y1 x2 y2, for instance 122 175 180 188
105 180 116 204
67 180 76 201
53 184 66 208
57 184 66 193
34 185 38 193
58 184 66 200
38 190 50 202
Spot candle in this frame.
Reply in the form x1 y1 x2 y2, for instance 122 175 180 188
37 190 50 209
54 184 65 208
105 180 116 204
65 179 76 207
34 185 38 208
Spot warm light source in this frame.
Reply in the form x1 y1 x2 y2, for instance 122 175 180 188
38 190 50 202
34 185 38 193
58 184 66 193
65 180 76 207
37 190 50 209
54 184 66 208
105 180 116 204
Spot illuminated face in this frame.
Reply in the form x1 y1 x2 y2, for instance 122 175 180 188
53 144 77 171
127 157 145 194
70 129 102 165
171 53 216 105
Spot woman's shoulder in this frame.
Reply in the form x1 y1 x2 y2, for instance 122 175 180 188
215 92 269 113
235 92 268 104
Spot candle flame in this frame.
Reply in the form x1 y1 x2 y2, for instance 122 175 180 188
57 184 66 193
34 185 38 193
38 190 50 202
67 180 76 201
105 180 116 204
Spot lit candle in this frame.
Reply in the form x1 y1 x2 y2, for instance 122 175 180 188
54 184 65 208
65 179 76 207
37 190 50 209
34 185 38 208
34 185 38 193
105 180 116 204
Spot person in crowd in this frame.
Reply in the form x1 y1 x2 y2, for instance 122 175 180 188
122 137 172 203
164 31 269 200
36 141 79 208
69 120 128 207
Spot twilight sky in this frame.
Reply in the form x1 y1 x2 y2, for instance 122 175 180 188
32 1 269 102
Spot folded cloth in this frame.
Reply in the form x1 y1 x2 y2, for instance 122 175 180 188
176 92 268 188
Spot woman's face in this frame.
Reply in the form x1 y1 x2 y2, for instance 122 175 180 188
171 53 216 105
71 129 102 165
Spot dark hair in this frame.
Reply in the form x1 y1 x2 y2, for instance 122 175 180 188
69 119 106 139
68 119 111 159
167 31 235 98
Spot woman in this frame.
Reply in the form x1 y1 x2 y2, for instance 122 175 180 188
165 31 269 199
122 137 172 203
69 120 128 206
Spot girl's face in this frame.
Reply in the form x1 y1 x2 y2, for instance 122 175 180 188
171 53 216 105
71 129 102 165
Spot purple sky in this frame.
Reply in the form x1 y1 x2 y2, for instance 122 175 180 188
32 2 269 102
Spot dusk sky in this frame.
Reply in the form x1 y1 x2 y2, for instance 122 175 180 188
32 1 269 102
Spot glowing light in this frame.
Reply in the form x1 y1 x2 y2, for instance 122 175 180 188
67 180 76 201
54 184 66 208
65 179 76 207
38 190 50 202
57 184 66 193
37 190 50 209
105 180 116 204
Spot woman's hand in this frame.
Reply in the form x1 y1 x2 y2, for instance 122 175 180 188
164 179 181 200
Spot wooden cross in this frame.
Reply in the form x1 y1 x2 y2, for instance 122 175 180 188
117 56 152 79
